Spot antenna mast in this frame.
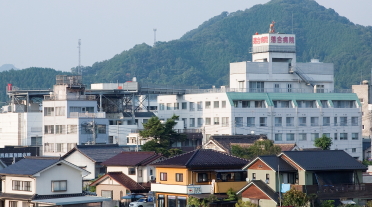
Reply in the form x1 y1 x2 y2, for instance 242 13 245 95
153 28 157 46
78 39 81 75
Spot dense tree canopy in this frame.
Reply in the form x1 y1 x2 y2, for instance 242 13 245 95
231 139 281 160
314 134 333 150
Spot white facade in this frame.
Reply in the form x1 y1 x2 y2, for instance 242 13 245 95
63 150 97 180
107 165 156 183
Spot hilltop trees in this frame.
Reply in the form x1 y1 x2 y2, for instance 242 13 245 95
231 139 281 160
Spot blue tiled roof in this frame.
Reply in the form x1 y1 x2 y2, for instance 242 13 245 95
0 157 60 175
63 144 124 163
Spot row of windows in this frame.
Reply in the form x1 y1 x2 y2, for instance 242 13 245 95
274 133 359 141
12 181 31 191
159 101 227 111
44 143 76 153
44 124 107 134
44 106 95 116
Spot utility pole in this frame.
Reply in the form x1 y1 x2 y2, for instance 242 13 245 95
78 39 81 75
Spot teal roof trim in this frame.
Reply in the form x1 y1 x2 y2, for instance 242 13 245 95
226 92 361 107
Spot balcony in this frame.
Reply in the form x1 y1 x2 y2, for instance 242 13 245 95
44 95 96 101
151 181 246 194
291 184 372 199
69 112 106 118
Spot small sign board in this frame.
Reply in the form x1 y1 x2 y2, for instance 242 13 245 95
187 186 202 194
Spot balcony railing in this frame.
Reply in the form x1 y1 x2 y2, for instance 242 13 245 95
184 88 353 94
69 112 106 118
291 184 372 199
44 95 96 101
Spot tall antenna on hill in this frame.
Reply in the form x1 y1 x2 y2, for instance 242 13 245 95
78 39 81 76
153 28 157 46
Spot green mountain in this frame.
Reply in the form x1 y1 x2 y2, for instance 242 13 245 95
2 0 372 103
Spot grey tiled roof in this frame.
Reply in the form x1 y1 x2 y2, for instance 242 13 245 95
259 155 296 171
63 144 124 163
0 157 60 176
282 150 367 171
209 135 265 154
152 149 248 169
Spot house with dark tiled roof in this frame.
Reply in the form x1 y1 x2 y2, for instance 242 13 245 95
62 144 125 180
90 151 163 201
237 150 372 207
150 149 249 207
0 156 109 206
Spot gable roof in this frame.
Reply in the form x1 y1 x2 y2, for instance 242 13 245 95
90 172 146 191
0 157 89 176
102 151 163 166
280 150 367 171
151 149 248 169
204 135 265 154
242 155 296 171
62 144 124 163
237 180 279 203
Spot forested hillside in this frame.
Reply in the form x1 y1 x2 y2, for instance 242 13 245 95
3 0 372 103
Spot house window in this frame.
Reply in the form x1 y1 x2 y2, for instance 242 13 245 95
275 134 282 141
352 133 358 140
198 173 208 182
197 102 203 111
235 117 243 127
31 137 42 146
12 180 21 190
255 101 265 108
44 125 54 134
259 117 267 126
334 133 338 140
214 117 219 125
44 107 54 116
56 143 63 152
176 173 183 182
128 168 136 175
286 117 294 126
67 125 77 134
247 117 255 127
266 174 270 184
311 133 319 141
197 118 203 127
97 125 107 134
274 117 282 127
174 103 179 110
311 117 319 126
321 100 329 108
214 101 219 108
55 107 65 116
101 190 113 198
299 133 307 141
222 101 226 108
158 195 165 207
189 102 195 111
242 101 250 108
351 117 358 126
189 118 195 127
52 180 67 192
160 172 167 181
205 118 211 125
159 103 165 110
323 117 330 126
252 173 256 180
9 201 17 207
249 81 264 92
166 103 172 110
181 102 187 110
150 169 153 175
340 133 348 140
352 148 357 153
55 125 65 134
298 117 306 126
286 133 295 141
334 117 338 126
205 101 211 109
233 101 238 108
340 117 347 126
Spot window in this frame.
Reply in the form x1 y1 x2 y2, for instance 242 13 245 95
323 133 330 138
321 100 329 108
333 100 355 108
340 133 348 140
247 117 255 127
275 134 282 141
299 133 307 141
340 117 347 126
352 148 356 153
55 125 65 134
238 81 245 90
266 174 270 184
259 117 267 127
286 133 294 141
189 102 195 111
176 173 183 182
101 190 113 198
311 133 319 141
352 117 358 126
128 168 136 175
174 103 179 110
287 84 292 92
182 118 187 128
252 173 256 180
166 103 172 110
242 101 250 108
44 125 54 134
56 143 63 152
67 143 76 151
97 125 107 134
55 107 65 116
334 117 338 126
214 117 219 125
214 101 219 108
52 180 67 192
311 117 319 126
160 172 167 181
286 117 294 126
297 100 315 108
138 170 142 177
233 101 238 108
31 137 42 146
44 107 54 116
352 133 358 140
181 102 187 110
222 101 226 108
158 195 165 207
274 84 280 92
12 180 21 190
205 101 211 109
298 117 306 126
323 117 330 126
9 201 17 207
197 102 203 111
67 125 77 134
222 117 229 127
235 117 243 127
249 81 264 92
334 133 338 140
274 117 282 127
197 118 203 127
44 143 54 152
198 173 208 182
255 101 265 108
159 103 165 110
205 118 211 125
189 118 195 127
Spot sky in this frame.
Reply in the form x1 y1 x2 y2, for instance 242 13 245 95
0 0 371 72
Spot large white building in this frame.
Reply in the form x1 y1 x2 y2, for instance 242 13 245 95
157 32 363 159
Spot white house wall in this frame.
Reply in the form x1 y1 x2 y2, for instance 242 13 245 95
63 151 96 180
2 176 35 195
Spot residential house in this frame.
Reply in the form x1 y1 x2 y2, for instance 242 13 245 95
90 151 163 200
0 156 109 207
151 149 249 207
237 150 370 206
62 144 125 181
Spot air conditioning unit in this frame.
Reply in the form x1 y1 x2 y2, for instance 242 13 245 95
149 175 155 181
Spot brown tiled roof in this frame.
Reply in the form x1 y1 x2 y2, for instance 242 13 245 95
90 172 146 191
101 151 163 166
151 149 248 169
276 144 296 151
208 135 265 154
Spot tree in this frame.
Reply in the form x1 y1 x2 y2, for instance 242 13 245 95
314 135 333 150
140 115 186 157
231 139 281 160
281 188 309 207
235 200 258 207
320 200 334 207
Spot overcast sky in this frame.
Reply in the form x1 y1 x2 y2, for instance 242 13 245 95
0 0 371 72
